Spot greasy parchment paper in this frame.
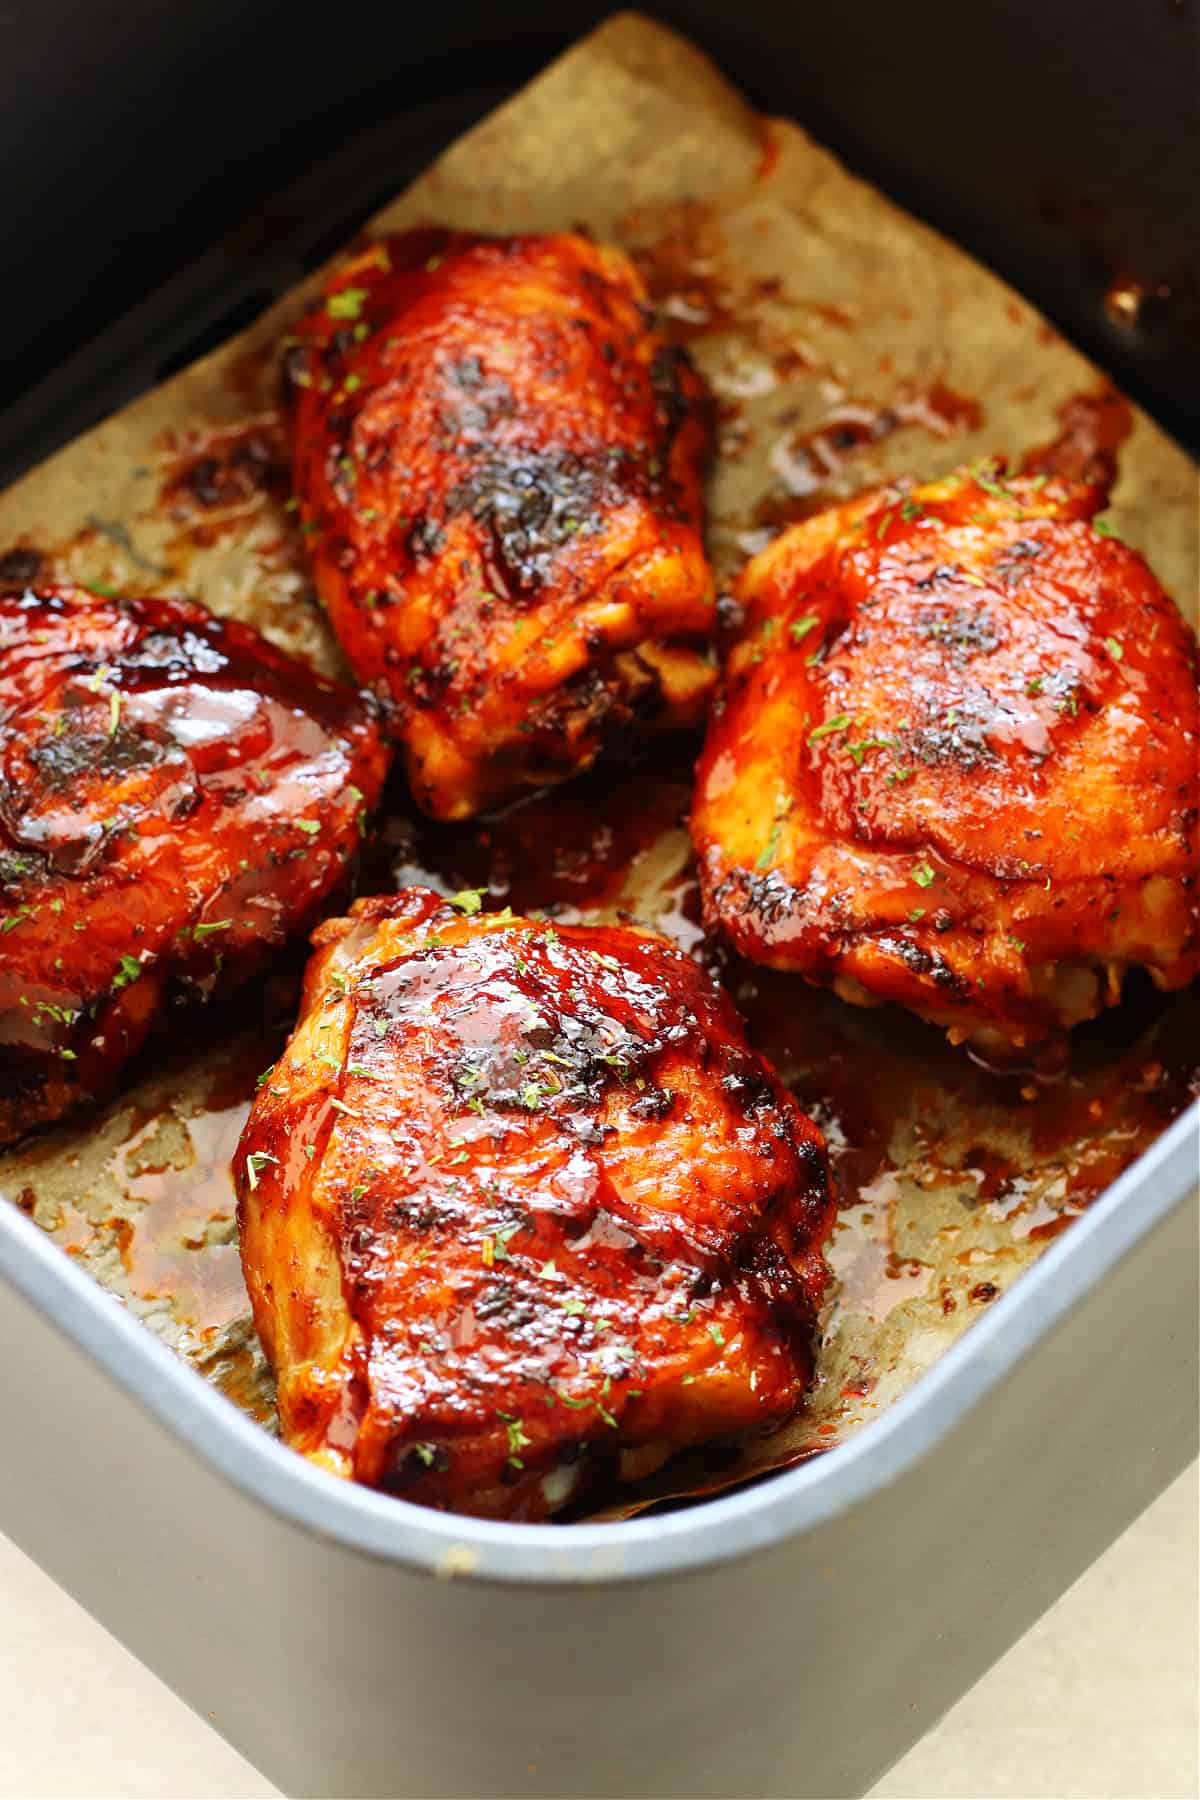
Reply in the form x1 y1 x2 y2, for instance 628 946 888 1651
0 13 1196 1517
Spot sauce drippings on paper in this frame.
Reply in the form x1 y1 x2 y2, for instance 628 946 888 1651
1024 385 1134 487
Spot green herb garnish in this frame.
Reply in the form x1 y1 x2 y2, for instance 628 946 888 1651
192 919 232 940
448 888 485 915
327 287 368 320
244 1151 278 1191
809 713 853 742
112 953 142 990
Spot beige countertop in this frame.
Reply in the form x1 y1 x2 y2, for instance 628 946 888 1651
0 1463 1194 1799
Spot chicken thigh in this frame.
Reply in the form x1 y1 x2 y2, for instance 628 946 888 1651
236 888 834 1519
0 583 390 1144
288 230 714 819
692 464 1198 1054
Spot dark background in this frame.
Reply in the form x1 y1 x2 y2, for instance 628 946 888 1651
2 0 1197 463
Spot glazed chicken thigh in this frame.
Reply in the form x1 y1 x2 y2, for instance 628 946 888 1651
236 888 834 1519
0 584 390 1144
288 229 715 819
692 464 1199 1053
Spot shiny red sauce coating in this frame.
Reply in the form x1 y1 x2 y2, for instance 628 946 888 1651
235 889 834 1518
0 583 390 1142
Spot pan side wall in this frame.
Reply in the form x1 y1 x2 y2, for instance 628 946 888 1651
0 1182 1194 1798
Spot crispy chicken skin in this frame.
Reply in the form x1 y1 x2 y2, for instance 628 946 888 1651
236 888 833 1519
692 465 1199 1053
288 229 715 820
0 584 390 1144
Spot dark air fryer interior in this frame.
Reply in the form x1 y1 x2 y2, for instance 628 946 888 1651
2 0 1197 483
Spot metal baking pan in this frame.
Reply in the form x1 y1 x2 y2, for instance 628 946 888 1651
1 6 1198 1797
2 1116 1195 1797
